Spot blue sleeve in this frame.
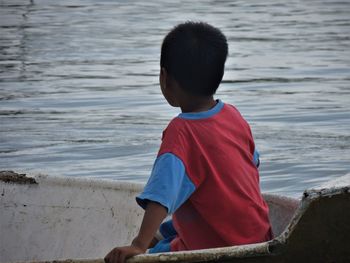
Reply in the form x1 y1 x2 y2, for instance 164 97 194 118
253 148 260 168
136 153 196 214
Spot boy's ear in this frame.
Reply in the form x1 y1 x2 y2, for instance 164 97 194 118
160 67 167 78
160 67 167 88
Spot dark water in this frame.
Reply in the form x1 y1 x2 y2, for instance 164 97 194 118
1 0 349 197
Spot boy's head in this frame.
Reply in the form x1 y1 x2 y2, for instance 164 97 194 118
160 21 228 97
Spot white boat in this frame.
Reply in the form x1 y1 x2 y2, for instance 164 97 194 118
1 171 349 263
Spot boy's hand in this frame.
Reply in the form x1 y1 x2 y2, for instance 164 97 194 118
105 201 168 263
104 245 145 263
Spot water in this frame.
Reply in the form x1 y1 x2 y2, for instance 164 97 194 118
1 0 349 197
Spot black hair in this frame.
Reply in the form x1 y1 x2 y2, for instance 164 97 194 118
160 21 228 97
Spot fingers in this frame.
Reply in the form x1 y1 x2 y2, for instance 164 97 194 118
118 251 126 263
104 246 140 263
118 248 138 263
104 248 119 263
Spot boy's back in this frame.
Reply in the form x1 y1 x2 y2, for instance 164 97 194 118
158 100 272 250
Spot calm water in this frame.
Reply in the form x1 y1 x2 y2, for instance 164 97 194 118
1 0 349 197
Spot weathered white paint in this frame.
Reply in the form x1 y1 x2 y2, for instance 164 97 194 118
0 174 144 263
0 173 300 263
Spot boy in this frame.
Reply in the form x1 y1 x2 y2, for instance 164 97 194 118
105 21 272 263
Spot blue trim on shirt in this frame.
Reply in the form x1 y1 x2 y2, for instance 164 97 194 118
178 100 224 120
136 153 196 214
253 149 260 168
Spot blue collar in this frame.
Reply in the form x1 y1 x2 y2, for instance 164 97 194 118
178 100 224 120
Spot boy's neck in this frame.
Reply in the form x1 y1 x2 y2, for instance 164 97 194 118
179 96 217 113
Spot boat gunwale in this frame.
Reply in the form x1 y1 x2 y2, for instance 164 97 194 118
20 173 145 192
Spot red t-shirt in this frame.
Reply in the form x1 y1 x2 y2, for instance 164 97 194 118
158 102 272 251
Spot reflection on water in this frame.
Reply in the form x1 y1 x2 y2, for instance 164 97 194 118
1 0 350 197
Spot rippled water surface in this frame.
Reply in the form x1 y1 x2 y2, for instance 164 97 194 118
1 0 350 197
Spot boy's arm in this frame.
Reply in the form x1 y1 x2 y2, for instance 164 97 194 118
104 201 167 263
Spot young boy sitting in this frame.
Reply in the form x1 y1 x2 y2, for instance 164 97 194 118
105 21 272 263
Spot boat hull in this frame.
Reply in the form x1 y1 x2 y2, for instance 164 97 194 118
1 171 350 263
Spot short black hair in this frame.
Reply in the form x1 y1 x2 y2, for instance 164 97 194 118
160 21 228 97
